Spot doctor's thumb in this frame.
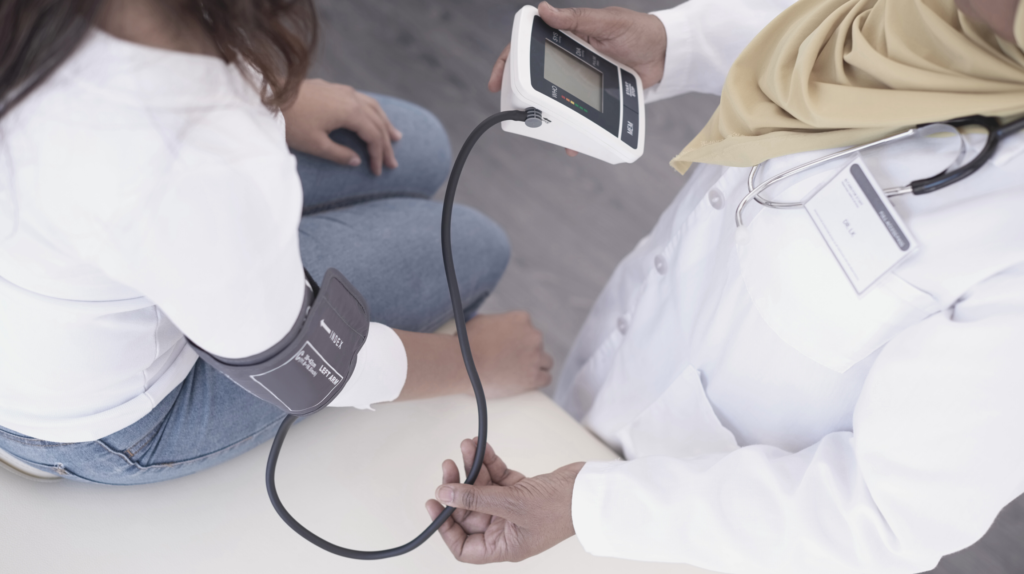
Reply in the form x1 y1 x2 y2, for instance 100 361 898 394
435 483 520 520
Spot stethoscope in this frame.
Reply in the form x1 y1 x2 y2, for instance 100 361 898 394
735 115 1024 227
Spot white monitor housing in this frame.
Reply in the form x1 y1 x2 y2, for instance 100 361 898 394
501 5 645 165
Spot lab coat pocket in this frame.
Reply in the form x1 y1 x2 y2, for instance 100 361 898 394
617 366 739 460
736 206 940 373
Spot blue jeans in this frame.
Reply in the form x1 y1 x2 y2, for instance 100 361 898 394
0 94 510 485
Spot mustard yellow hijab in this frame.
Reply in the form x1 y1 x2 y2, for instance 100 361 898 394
672 0 1024 175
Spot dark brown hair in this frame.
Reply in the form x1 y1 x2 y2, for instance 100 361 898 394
0 0 317 122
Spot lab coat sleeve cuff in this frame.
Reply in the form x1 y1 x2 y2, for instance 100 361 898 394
645 0 798 101
328 322 408 409
645 4 698 103
571 459 628 556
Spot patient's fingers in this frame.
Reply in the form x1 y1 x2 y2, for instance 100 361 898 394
358 93 399 169
314 133 361 167
345 97 396 175
362 93 402 142
354 113 386 176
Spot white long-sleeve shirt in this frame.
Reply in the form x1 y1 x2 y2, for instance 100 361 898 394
558 1 1024 572
0 29 407 443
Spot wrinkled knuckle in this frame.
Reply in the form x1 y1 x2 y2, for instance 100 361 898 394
459 488 478 510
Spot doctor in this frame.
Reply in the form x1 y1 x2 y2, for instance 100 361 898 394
425 1 1024 572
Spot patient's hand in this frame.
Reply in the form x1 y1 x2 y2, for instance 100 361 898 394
395 312 552 402
465 312 552 399
426 438 584 564
487 1 666 157
282 78 401 175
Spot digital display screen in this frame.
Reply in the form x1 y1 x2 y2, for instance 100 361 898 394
543 40 602 112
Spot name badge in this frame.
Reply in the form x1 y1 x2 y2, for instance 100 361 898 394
804 158 917 294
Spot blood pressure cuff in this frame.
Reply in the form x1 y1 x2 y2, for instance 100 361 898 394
190 268 370 416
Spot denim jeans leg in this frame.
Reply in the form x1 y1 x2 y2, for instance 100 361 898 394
299 197 509 332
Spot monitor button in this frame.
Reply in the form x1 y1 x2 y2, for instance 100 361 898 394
621 106 639 149
621 70 640 112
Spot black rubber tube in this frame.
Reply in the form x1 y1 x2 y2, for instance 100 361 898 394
910 116 1000 195
264 109 530 560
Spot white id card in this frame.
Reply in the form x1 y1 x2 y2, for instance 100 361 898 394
804 158 917 294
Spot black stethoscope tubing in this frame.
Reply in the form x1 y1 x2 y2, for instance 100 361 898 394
909 115 1000 196
738 114 1024 227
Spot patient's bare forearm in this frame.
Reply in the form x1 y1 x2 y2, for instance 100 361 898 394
394 330 467 401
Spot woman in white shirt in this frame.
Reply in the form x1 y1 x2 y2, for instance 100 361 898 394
0 0 551 483
426 1 1024 573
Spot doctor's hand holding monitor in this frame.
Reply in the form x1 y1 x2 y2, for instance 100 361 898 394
428 1 1024 571
487 1 666 158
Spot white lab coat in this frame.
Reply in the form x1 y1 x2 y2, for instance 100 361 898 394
555 1 1024 572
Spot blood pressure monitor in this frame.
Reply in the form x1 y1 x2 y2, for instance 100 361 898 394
501 5 645 164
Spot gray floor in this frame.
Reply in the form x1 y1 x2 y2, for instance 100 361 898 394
309 1 1023 572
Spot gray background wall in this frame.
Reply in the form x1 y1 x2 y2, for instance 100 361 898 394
308 1 1024 572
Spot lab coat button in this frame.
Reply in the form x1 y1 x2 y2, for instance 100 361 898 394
708 189 724 210
617 316 629 334
654 255 667 275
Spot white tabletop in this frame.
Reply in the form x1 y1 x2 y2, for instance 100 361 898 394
0 391 717 574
